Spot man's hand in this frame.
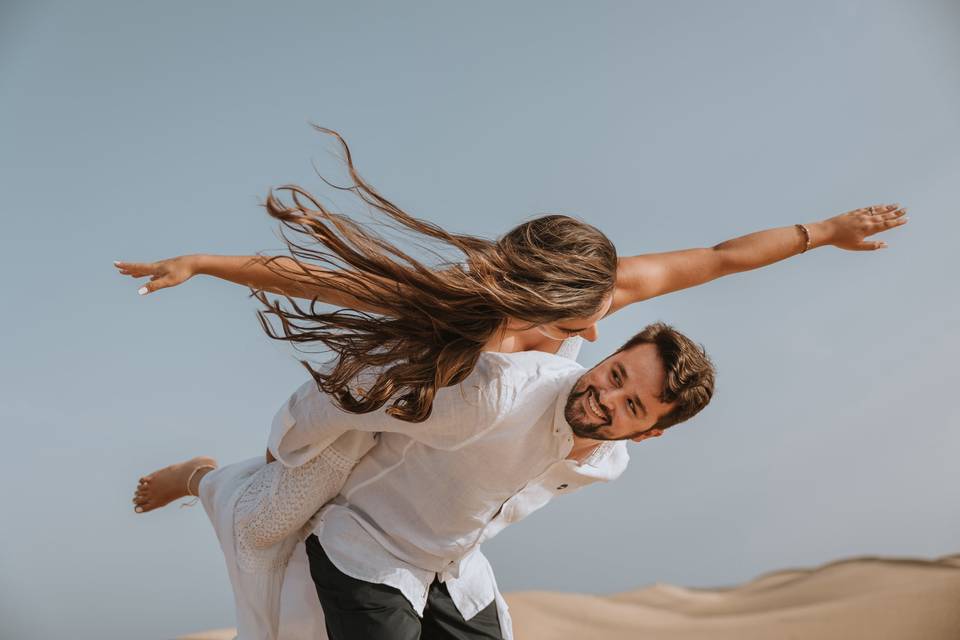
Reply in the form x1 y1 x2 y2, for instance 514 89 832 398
814 204 908 251
114 255 200 295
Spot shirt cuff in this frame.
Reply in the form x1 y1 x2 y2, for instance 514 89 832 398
266 402 302 467
266 383 346 468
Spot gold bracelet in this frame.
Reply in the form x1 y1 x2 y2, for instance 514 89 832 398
795 224 811 253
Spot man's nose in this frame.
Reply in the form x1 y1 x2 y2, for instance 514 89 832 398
581 323 599 342
597 388 617 417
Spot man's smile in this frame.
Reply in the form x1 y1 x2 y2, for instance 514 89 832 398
586 388 608 422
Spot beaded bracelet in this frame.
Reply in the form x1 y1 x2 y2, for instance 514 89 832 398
795 223 811 253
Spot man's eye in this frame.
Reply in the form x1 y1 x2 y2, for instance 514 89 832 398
627 399 636 415
613 371 621 385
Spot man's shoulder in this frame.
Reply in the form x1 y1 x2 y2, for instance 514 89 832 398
467 351 584 421
475 350 585 380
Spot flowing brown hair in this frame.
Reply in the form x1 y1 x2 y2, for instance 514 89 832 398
255 126 618 422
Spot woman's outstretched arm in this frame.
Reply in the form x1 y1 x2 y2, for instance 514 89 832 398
115 254 387 312
608 203 908 314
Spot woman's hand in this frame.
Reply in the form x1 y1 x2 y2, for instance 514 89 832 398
114 255 200 295
815 204 908 251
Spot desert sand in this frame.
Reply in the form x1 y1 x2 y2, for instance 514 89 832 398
180 553 960 640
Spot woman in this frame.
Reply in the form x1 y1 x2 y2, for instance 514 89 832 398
120 128 907 639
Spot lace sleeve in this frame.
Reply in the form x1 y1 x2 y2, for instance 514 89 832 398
234 432 377 555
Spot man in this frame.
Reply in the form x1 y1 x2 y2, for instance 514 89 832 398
268 322 715 640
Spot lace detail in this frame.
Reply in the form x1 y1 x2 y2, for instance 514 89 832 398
232 444 368 573
555 336 584 362
581 441 615 467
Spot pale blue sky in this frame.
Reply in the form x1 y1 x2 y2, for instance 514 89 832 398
1 2 958 638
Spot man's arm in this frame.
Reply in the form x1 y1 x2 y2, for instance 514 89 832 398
608 204 907 314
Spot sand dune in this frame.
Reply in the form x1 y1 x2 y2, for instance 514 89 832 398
180 554 960 640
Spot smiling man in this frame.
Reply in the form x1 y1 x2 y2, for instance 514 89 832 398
267 322 715 640
564 326 713 449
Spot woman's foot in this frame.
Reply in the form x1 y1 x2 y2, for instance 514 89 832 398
133 456 217 513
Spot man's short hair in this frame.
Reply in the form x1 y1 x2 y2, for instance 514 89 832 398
617 322 715 431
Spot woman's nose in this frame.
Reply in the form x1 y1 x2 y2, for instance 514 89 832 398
581 324 599 342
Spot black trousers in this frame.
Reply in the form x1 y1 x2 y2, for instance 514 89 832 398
305 534 503 640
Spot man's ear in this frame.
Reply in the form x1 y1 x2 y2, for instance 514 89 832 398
631 428 663 443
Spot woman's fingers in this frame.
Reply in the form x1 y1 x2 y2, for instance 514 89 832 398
114 261 157 277
138 280 160 295
868 213 909 234
882 216 909 228
858 204 895 215
852 239 889 251
856 205 909 238
138 275 176 295
875 207 907 220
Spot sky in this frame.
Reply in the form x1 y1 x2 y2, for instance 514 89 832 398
1 1 958 638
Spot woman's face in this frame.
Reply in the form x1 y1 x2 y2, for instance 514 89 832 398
536 293 614 343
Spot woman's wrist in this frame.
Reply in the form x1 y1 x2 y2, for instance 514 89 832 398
803 221 833 250
186 254 212 276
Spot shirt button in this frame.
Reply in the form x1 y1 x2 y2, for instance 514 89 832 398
557 483 568 490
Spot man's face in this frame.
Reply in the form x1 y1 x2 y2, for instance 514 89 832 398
564 342 674 442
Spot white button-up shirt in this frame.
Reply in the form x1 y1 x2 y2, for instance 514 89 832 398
268 346 629 638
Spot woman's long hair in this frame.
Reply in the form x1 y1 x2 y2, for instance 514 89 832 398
255 126 618 422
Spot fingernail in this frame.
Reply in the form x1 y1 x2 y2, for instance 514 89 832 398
138 287 148 296
134 506 143 513
113 260 120 266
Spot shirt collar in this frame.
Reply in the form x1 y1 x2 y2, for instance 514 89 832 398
552 372 580 437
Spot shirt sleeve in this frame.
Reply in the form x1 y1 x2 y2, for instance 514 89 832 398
267 362 504 467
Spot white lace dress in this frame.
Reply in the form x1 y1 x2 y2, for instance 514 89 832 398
198 337 584 640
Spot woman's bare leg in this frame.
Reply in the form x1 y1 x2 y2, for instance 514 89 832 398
133 455 218 513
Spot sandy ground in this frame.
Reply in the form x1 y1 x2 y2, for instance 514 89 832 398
180 553 960 640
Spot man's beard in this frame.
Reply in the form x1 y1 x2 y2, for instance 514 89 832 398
564 379 613 440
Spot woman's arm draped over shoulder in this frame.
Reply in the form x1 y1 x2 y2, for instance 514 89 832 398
608 204 908 314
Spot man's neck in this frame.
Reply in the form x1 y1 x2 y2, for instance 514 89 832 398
566 435 603 463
